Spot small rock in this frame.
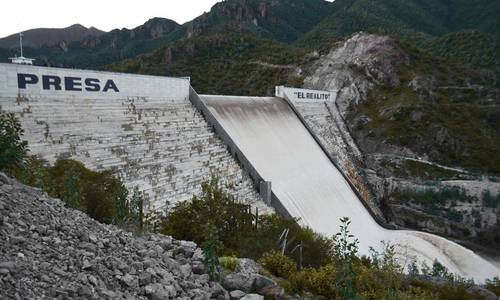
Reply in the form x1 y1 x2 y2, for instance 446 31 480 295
82 259 92 270
0 268 10 275
52 267 66 276
121 274 137 287
210 282 230 300
139 272 152 286
88 233 98 243
192 261 205 274
253 274 276 291
145 283 177 300
240 294 264 300
222 273 256 293
259 285 285 300
230 290 246 300
100 289 117 299
0 173 9 184
180 264 192 278
78 285 92 297
0 262 16 272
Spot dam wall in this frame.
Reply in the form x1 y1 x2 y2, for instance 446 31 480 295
276 86 383 219
201 94 500 282
0 63 269 213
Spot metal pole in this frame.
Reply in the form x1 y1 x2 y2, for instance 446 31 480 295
20 33 23 57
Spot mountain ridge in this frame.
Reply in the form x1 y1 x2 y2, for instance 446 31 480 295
0 24 105 48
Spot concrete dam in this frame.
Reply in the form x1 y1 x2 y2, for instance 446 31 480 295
0 63 498 281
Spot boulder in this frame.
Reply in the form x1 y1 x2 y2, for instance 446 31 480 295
230 290 247 300
222 272 256 293
252 274 276 290
236 258 262 275
259 284 285 300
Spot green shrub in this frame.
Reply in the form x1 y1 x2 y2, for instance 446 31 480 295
411 279 483 300
259 250 296 278
485 277 500 296
202 223 222 281
219 256 239 272
0 112 28 174
289 264 337 298
161 176 333 267
12 156 133 225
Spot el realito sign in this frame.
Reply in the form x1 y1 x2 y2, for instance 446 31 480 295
293 91 331 100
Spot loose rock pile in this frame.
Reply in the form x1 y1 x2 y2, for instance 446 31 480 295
0 173 230 299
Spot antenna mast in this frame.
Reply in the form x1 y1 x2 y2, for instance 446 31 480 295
19 33 24 58
9 32 34 65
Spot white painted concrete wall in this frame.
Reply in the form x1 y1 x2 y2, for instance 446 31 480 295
0 63 268 213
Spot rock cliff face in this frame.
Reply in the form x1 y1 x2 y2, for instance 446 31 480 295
305 33 410 117
0 173 229 299
304 33 500 253
186 0 334 42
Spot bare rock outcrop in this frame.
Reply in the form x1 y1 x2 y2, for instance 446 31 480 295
305 33 409 117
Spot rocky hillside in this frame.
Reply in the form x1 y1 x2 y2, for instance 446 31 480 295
0 173 227 299
186 0 334 42
304 33 500 254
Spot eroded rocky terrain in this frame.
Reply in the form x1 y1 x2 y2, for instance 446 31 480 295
0 173 228 299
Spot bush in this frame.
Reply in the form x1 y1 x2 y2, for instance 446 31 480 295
161 176 333 267
485 277 500 296
289 264 338 298
219 256 239 272
0 112 28 174
202 223 222 281
12 156 134 225
259 250 296 278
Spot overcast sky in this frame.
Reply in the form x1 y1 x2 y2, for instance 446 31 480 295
0 0 223 38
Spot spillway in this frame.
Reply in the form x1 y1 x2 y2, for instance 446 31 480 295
200 95 500 282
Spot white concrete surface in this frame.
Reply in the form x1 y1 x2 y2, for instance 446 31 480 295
0 64 268 213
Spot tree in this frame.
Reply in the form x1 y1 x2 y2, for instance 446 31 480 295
0 112 27 173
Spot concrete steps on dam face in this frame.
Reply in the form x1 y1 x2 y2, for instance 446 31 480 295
0 64 271 216
200 94 500 282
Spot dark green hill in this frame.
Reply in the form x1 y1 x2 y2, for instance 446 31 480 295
106 30 307 95
0 18 183 68
299 0 500 45
420 30 499 74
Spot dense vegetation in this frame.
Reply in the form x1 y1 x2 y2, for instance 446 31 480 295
107 31 307 95
161 176 333 268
